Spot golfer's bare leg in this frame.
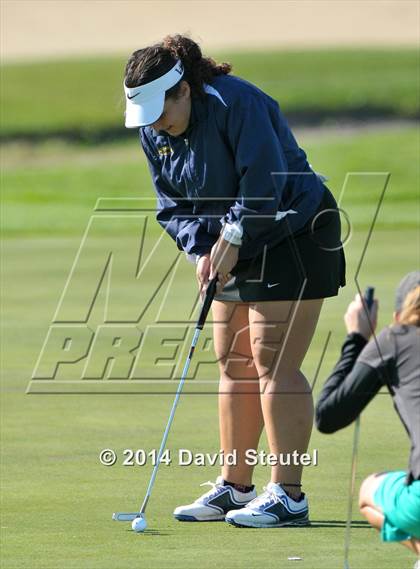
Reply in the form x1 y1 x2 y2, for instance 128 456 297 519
249 298 323 498
213 300 264 486
360 474 420 555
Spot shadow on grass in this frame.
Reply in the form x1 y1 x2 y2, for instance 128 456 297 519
308 520 371 529
224 521 371 529
124 529 172 536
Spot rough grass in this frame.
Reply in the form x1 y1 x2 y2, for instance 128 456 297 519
1 48 418 136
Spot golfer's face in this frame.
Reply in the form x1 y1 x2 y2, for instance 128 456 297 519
152 82 191 137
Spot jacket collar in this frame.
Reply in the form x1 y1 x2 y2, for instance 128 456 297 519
184 94 208 135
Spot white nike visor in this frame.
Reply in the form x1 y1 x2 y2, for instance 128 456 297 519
124 60 184 128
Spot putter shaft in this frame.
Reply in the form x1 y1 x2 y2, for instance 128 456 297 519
113 277 218 521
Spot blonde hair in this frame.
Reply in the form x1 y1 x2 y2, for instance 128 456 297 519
398 285 420 326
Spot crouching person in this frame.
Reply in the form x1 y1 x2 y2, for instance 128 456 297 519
315 272 420 564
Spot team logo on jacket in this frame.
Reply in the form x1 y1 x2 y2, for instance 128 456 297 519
157 145 173 157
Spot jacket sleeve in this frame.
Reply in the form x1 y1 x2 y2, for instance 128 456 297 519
315 333 384 433
140 132 217 257
223 95 290 245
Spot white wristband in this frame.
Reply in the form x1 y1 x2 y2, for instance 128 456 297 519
185 253 200 264
221 222 243 246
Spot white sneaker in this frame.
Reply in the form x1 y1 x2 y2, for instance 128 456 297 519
173 476 257 522
225 482 309 528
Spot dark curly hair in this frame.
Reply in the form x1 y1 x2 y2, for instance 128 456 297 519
124 34 232 99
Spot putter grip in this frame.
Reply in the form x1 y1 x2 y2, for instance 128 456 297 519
197 276 218 330
364 286 375 310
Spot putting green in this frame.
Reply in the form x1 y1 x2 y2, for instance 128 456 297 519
1 125 418 567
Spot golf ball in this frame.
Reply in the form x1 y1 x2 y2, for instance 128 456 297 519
132 516 147 533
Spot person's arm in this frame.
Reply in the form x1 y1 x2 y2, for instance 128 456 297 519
155 189 217 257
315 334 383 433
140 131 217 257
222 95 292 247
315 293 383 433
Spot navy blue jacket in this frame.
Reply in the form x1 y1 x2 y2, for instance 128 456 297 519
139 74 326 260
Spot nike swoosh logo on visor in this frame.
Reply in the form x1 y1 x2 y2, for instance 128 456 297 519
127 93 140 100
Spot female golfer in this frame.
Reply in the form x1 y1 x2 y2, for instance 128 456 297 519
316 272 420 561
124 35 345 528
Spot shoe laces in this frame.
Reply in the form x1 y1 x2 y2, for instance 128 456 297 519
247 486 282 509
197 479 224 502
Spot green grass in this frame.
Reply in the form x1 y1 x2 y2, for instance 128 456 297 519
1 126 419 568
2 126 418 236
1 228 416 568
1 48 419 136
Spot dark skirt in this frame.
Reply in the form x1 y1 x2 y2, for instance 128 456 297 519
214 187 346 302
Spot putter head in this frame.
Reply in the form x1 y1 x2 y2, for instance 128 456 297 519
112 512 138 522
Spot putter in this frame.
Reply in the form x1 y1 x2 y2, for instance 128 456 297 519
343 286 374 569
113 276 219 524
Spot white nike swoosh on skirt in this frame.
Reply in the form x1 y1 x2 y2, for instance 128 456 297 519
267 283 281 288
